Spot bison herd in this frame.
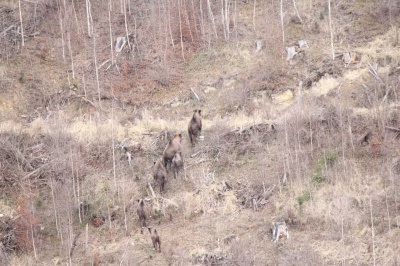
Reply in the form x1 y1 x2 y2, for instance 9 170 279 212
153 109 202 193
137 109 202 252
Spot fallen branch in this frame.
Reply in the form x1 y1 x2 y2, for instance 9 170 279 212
367 62 384 84
22 163 48 180
78 96 97 107
190 150 203 158
98 59 111 71
184 159 213 170
159 197 179 209
148 182 156 198
190 88 201 101
385 126 400 132
1 25 15 35
141 132 156 136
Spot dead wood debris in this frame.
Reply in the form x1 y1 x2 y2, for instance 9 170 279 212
192 252 227 265
236 183 276 211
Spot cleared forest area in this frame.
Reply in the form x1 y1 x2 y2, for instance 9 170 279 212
1 0 400 265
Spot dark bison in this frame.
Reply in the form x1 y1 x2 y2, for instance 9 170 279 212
137 199 147 233
153 158 168 193
188 109 202 146
148 227 161 252
162 132 182 168
172 150 184 179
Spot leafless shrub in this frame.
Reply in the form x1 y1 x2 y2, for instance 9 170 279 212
0 216 16 253
227 239 254 266
0 242 9 265
192 252 227 265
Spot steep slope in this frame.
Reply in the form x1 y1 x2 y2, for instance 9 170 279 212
1 0 400 265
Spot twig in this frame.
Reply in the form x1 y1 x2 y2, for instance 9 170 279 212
370 198 376 266
22 163 50 180
385 126 400 132
159 197 179 208
361 84 373 106
190 150 203 158
148 182 156 198
190 88 201 101
367 62 384 84
1 25 15 35
184 159 213 170
98 59 111 71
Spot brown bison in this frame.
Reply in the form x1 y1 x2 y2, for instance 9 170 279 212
137 199 147 233
188 109 202 146
162 132 182 168
153 158 168 193
172 150 184 179
148 227 161 252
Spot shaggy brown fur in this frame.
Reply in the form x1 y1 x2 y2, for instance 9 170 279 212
153 159 168 193
172 151 184 179
188 109 202 146
162 132 182 168
137 199 147 233
148 227 161 252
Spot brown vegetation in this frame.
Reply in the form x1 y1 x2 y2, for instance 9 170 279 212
1 0 400 265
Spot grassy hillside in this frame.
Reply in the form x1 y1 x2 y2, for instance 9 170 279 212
1 0 400 265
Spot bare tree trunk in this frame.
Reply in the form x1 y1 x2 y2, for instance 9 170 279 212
292 0 302 23
127 0 131 15
207 0 217 39
280 0 284 45
253 0 256 32
234 0 237 39
33 1 37 33
221 0 231 40
162 0 169 61
70 148 77 207
67 33 75 79
67 217 73 265
167 0 176 49
58 0 65 61
328 0 334 60
178 0 185 59
183 0 194 42
112 100 118 193
50 177 62 244
199 0 205 38
226 0 230 40
85 0 92 37
28 180 38 260
190 0 198 40
71 0 81 34
123 0 132 51
18 0 25 47
85 223 88 250
369 198 376 266
133 14 139 54
92 31 101 104
221 0 227 40
76 167 81 225
109 0 114 64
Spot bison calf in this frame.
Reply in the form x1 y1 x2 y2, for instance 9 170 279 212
153 159 168 193
188 109 202 146
162 132 182 168
172 151 184 179
148 227 161 252
137 199 147 233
